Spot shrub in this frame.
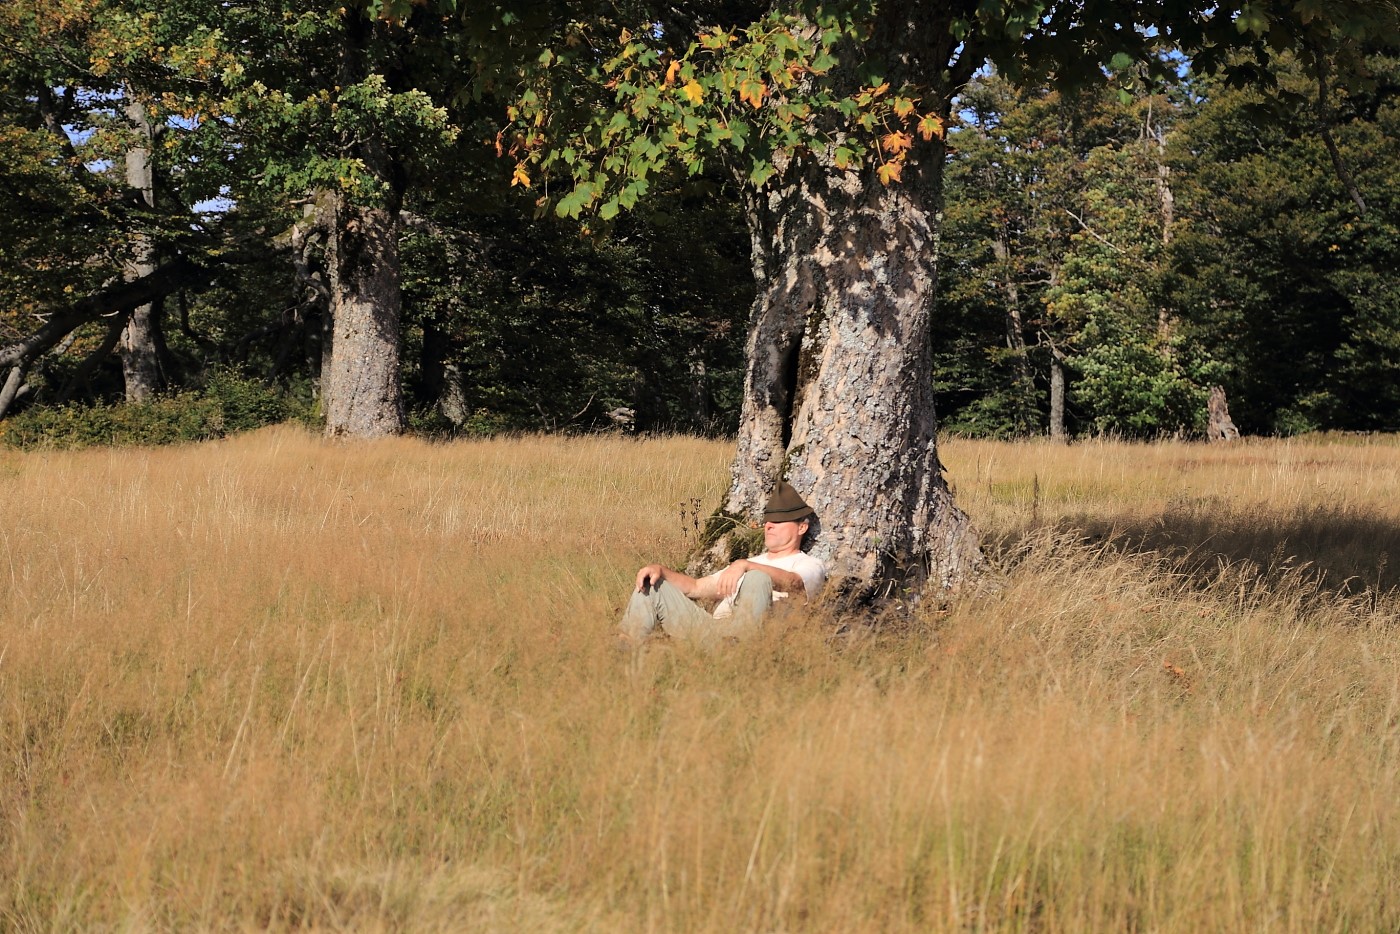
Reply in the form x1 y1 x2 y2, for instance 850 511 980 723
1 373 308 449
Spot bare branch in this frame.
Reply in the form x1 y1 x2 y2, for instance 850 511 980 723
1063 209 1126 254
56 317 128 404
0 365 28 420
1307 40 1367 216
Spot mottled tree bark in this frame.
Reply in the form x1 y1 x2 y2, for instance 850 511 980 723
0 365 27 419
694 1 982 597
120 98 166 402
321 19 407 438
1049 355 1067 443
1207 385 1240 442
323 185 406 438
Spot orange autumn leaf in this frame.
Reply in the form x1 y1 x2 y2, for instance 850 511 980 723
664 59 680 86
877 160 903 185
511 164 531 188
881 130 912 154
738 78 766 109
917 113 945 141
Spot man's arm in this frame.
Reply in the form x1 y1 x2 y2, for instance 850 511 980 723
712 559 807 600
635 564 721 601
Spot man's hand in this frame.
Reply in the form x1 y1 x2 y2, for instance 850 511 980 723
714 559 751 598
635 564 666 593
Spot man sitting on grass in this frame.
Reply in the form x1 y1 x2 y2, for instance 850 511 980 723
619 480 826 646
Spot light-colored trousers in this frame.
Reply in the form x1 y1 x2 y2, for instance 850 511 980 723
618 572 774 646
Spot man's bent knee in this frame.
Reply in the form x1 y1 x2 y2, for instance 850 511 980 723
618 580 712 644
618 589 659 643
727 571 774 632
734 570 773 603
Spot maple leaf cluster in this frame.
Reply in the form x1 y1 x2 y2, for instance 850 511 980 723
507 12 950 221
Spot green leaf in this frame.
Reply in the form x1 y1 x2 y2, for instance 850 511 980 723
1234 5 1270 35
728 119 751 151
619 179 647 209
749 160 776 186
555 180 597 219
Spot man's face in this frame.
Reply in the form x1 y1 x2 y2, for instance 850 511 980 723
763 518 809 554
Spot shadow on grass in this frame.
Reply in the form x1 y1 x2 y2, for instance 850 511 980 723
993 496 1400 599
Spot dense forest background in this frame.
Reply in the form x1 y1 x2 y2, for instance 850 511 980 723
2 4 1397 444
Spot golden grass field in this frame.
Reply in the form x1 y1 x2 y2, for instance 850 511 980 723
2 427 1399 931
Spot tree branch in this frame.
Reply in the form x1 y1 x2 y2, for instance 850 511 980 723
1063 209 1126 254
55 317 128 404
35 85 85 174
0 257 212 371
0 365 29 420
1307 40 1367 216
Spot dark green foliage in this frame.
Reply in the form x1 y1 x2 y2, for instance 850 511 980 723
936 74 1211 439
1169 50 1400 434
5 4 1399 444
1 372 310 449
936 48 1400 440
398 170 753 437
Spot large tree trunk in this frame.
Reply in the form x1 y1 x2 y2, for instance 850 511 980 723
694 2 981 598
1207 385 1240 442
321 18 407 438
420 319 467 427
323 187 406 437
121 300 168 402
687 347 711 432
1049 355 1067 443
121 98 166 402
991 230 1036 434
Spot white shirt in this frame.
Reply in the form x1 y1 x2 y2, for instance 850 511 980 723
711 551 827 619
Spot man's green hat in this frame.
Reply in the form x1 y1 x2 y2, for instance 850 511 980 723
763 480 815 523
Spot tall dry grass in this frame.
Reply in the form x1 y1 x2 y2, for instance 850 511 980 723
2 428 1398 931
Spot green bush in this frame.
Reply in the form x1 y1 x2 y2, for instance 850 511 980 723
942 392 1043 440
1 373 309 449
